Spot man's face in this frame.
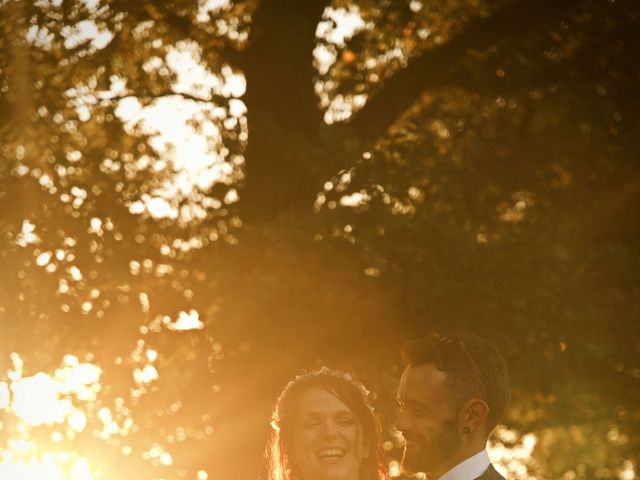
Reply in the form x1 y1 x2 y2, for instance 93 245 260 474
395 364 460 475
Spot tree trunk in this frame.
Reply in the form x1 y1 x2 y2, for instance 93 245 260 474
241 0 330 222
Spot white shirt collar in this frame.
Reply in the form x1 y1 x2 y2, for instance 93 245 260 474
437 450 490 480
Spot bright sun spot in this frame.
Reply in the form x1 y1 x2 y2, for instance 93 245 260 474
196 0 232 23
0 453 95 480
16 220 40 247
314 5 369 125
113 40 247 225
0 354 102 479
168 309 205 331
11 372 73 426
488 425 538 480
316 6 366 47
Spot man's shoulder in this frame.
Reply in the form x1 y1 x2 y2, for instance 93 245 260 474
393 464 506 480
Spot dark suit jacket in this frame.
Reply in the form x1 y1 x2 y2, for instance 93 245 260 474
476 464 507 480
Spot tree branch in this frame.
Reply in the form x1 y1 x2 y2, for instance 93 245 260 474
343 0 584 148
103 90 232 106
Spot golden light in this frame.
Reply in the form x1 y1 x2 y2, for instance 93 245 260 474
16 220 40 247
1 355 104 479
488 425 538 480
0 381 10 409
0 452 95 480
10 373 72 426
112 40 247 227
0 350 170 478
388 459 402 477
314 5 369 124
167 309 205 331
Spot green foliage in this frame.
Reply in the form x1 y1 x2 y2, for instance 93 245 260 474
1 0 639 478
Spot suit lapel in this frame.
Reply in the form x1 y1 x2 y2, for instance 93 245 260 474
475 464 506 480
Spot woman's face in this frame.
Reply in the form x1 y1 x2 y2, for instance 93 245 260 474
289 387 369 480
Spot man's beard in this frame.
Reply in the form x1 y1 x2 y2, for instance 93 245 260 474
401 416 460 475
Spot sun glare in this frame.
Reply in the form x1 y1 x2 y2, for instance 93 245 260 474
0 355 103 479
168 309 205 331
0 350 172 478
0 452 95 480
16 220 40 247
488 425 538 480
114 40 247 226
314 5 369 124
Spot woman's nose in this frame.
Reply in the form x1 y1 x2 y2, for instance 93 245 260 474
321 420 338 437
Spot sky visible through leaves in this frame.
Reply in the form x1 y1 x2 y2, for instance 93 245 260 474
1 0 638 479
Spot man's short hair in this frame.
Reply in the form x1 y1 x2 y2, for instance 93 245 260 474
401 331 511 433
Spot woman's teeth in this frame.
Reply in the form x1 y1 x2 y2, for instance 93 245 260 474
317 448 346 458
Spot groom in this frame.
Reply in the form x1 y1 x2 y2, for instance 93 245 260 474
395 332 511 480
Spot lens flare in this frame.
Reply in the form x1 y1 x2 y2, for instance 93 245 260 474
0 354 104 479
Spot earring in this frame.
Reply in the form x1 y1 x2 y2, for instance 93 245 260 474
463 426 470 433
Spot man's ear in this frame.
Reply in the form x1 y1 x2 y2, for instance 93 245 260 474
459 398 489 435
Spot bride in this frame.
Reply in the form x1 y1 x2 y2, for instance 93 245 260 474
265 367 388 480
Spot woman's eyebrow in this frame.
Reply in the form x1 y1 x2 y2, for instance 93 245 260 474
299 411 321 418
299 408 352 418
335 410 354 417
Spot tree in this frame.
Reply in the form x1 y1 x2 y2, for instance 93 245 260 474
1 0 639 478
